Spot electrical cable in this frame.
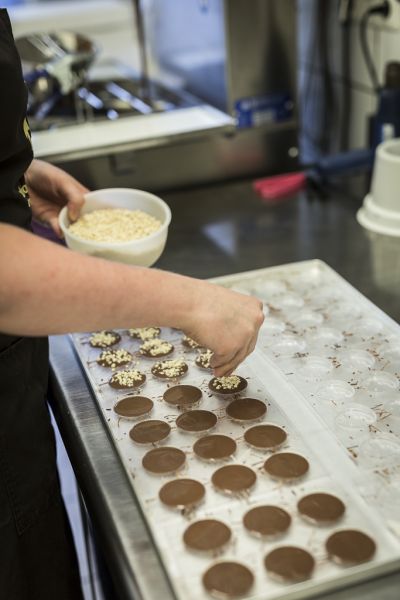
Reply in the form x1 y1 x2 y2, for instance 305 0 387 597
340 0 354 150
359 1 390 93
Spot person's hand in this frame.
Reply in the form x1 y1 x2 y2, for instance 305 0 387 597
25 159 88 238
183 282 264 377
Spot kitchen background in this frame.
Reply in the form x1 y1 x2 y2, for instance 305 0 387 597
7 0 400 163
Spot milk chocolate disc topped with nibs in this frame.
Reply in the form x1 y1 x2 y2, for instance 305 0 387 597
182 335 203 350
113 396 153 419
129 420 171 444
89 330 121 348
128 327 160 340
195 349 213 371
243 506 291 539
142 447 186 475
226 398 266 422
97 348 133 369
194 435 237 462
163 385 202 409
159 478 205 510
209 375 248 396
298 493 345 525
202 562 254 599
326 530 376 565
264 546 315 583
176 410 217 433
264 452 309 482
151 359 188 380
244 424 287 451
212 465 256 495
139 338 174 358
109 369 146 390
183 519 232 553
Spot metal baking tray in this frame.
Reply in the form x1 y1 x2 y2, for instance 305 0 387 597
71 260 400 600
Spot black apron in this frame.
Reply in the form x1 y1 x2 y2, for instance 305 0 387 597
0 10 83 599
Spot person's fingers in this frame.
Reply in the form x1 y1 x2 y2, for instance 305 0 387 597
212 347 246 377
65 185 86 223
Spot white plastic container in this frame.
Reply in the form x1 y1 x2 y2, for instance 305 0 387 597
59 188 171 266
357 138 400 236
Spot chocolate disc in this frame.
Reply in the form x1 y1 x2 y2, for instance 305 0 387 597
113 396 153 419
209 375 248 396
109 369 146 389
195 350 213 370
163 385 202 409
128 327 160 340
212 465 256 495
183 519 232 553
298 493 345 525
97 348 133 369
176 410 217 433
264 452 309 482
89 330 120 348
139 338 174 358
243 505 291 539
226 398 266 422
182 335 202 350
326 530 376 565
129 420 171 444
142 447 186 475
151 359 188 380
159 478 205 509
264 546 315 583
194 435 237 462
244 424 287 451
202 562 254 599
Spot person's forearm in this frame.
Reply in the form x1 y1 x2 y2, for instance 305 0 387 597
0 224 196 336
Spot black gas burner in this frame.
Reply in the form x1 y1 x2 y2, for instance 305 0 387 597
27 77 197 132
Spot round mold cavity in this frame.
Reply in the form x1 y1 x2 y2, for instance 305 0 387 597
355 318 384 337
308 327 344 347
290 311 324 329
339 349 375 372
272 335 307 356
271 292 304 312
329 302 362 322
252 279 287 298
378 341 400 361
316 380 355 402
359 435 400 469
385 392 400 417
335 404 377 444
260 317 286 337
297 356 333 381
308 288 342 308
363 371 399 393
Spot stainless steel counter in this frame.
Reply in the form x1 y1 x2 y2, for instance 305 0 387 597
49 177 400 600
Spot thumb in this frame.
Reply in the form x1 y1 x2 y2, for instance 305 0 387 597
62 181 88 223
49 215 63 239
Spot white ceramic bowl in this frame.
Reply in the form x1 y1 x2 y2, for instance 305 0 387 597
357 138 400 236
59 188 171 266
